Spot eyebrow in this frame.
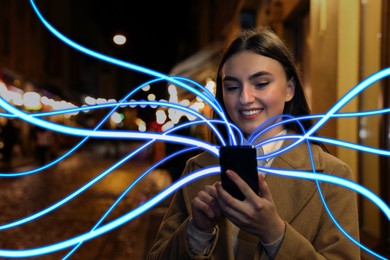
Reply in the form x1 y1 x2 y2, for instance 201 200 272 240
222 71 272 82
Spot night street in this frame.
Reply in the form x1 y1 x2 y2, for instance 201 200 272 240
0 141 173 260
1 1 389 259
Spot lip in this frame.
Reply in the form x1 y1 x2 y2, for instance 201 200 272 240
239 108 264 118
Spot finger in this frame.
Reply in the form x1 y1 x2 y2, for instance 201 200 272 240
192 196 218 220
199 185 221 212
225 170 257 200
191 197 218 232
258 173 273 202
215 181 229 206
199 188 219 207
216 181 242 216
216 182 250 227
204 183 219 199
197 185 223 214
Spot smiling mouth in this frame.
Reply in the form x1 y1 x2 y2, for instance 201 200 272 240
240 109 264 116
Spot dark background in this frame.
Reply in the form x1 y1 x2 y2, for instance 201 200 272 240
89 0 195 72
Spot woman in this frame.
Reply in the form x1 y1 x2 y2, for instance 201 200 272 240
147 27 360 259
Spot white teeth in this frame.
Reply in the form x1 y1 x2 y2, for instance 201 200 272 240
241 109 263 116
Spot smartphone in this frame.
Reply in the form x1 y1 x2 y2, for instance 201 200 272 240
219 145 259 201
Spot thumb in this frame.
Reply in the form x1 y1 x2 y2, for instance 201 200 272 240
258 173 273 202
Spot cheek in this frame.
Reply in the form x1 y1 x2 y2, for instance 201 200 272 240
223 100 235 119
223 98 234 116
262 91 287 111
222 93 235 113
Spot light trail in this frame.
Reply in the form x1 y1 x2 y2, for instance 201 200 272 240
0 1 387 259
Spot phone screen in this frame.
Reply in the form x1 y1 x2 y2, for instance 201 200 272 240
219 145 259 200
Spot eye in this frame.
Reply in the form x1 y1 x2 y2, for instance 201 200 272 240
255 82 269 88
223 83 240 92
226 86 239 91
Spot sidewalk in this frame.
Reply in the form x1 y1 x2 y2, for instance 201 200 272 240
0 152 37 172
0 142 175 259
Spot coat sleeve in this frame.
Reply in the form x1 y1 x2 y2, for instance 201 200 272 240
145 159 219 260
274 156 361 259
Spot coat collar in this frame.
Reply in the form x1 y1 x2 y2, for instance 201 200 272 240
190 137 325 171
265 139 325 223
272 138 325 171
188 138 326 223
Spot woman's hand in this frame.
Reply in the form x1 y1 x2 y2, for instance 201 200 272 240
191 184 222 233
216 170 285 243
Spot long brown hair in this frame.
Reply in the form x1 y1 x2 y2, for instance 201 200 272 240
210 27 317 147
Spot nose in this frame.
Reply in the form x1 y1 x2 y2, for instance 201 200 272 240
239 85 255 104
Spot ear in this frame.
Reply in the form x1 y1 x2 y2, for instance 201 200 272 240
285 79 295 102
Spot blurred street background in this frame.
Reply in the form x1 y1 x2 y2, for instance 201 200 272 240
0 140 175 259
0 0 389 259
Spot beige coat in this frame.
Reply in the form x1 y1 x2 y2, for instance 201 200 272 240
147 141 360 259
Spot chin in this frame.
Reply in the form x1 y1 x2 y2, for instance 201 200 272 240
243 128 256 137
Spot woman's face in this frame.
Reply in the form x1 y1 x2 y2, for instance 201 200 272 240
221 50 295 139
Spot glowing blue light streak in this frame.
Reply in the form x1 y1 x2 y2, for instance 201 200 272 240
0 141 151 230
251 132 390 163
251 114 387 260
306 68 390 137
171 76 221 110
248 68 390 163
314 176 387 260
0 77 163 177
0 98 218 154
0 167 220 258
0 1 385 259
63 146 201 259
247 106 390 145
28 0 237 145
289 120 386 260
3 105 389 120
0 76 167 177
258 169 390 228
0 117 217 230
